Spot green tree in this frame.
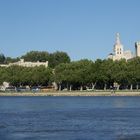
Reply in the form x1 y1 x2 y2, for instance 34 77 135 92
49 51 70 68
21 51 49 62
5 57 19 64
112 59 128 90
127 57 140 90
0 54 5 64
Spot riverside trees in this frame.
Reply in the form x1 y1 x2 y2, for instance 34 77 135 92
55 59 93 91
54 57 140 91
0 50 70 88
1 50 140 90
0 66 53 87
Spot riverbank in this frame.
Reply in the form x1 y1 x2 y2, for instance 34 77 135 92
0 91 140 96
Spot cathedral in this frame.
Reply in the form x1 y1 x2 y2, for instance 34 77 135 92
107 34 140 90
108 33 133 61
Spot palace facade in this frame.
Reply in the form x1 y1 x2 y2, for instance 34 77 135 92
0 59 48 68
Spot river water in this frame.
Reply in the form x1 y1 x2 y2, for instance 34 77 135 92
0 96 140 140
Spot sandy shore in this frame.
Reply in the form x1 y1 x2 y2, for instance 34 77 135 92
0 91 140 96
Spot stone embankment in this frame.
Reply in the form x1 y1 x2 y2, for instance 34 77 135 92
0 91 140 96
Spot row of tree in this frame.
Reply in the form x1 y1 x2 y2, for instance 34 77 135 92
55 58 140 91
0 57 140 91
0 66 53 87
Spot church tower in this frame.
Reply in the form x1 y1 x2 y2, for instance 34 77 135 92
135 42 140 57
113 33 124 60
114 33 124 56
108 33 133 61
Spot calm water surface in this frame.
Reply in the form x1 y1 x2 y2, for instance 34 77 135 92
0 96 140 140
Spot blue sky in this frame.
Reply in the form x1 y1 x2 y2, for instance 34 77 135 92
0 0 140 60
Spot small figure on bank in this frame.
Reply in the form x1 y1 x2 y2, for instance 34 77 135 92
110 86 115 94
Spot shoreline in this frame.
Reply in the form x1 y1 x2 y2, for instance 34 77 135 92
0 91 140 96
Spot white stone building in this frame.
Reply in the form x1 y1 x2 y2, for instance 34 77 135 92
0 59 48 68
135 42 140 57
108 33 133 61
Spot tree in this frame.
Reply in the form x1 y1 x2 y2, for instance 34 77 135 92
21 51 49 62
127 57 140 90
49 51 70 68
74 59 93 91
29 66 53 86
54 59 93 91
0 65 53 87
0 53 5 64
54 63 68 90
5 57 20 64
21 51 70 68
0 67 8 84
112 59 128 90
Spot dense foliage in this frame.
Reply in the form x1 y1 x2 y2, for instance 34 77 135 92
0 54 5 64
21 51 71 68
1 50 140 91
1 51 70 68
0 66 53 87
54 58 140 91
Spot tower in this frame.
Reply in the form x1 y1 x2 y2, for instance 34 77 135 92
108 33 133 61
135 42 140 57
114 33 124 56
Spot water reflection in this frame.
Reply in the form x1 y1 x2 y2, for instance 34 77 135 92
113 98 127 108
118 134 140 140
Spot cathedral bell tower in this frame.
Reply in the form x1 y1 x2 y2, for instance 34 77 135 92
108 33 133 61
114 33 124 57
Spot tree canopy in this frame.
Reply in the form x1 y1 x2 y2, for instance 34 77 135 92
21 51 70 68
54 57 140 91
1 50 140 91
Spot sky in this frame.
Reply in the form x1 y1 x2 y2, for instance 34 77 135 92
0 0 140 61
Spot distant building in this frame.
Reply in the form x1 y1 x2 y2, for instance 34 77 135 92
108 33 133 61
0 59 48 68
135 42 140 57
